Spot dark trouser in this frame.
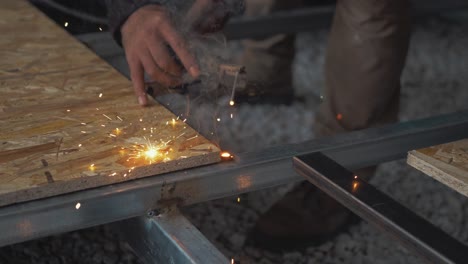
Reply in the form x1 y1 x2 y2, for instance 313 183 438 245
241 0 411 179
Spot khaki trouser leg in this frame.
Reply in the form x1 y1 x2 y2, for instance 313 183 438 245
239 0 302 95
316 0 411 179
252 1 411 241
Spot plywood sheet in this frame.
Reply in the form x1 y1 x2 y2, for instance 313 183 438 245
0 0 102 79
407 139 468 197
0 0 220 207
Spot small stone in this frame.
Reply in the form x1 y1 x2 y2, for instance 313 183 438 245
245 246 262 259
104 242 117 253
229 233 246 250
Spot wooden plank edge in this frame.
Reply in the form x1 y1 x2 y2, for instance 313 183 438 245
0 152 220 208
407 150 468 198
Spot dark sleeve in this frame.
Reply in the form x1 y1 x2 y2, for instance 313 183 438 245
105 0 165 46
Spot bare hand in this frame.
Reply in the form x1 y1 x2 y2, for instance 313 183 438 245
121 5 200 106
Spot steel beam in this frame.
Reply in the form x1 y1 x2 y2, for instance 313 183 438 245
1 110 468 247
294 152 468 264
223 1 468 40
224 6 333 40
116 209 228 264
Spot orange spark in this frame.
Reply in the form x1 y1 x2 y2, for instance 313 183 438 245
221 151 234 161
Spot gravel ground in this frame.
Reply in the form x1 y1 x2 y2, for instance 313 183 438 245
1 15 468 264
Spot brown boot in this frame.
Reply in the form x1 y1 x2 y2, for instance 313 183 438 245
235 35 296 105
249 181 358 251
234 0 302 105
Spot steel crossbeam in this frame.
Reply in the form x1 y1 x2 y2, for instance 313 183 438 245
294 152 468 264
116 209 228 264
1 110 468 250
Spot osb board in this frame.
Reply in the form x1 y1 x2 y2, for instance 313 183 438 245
0 0 102 79
407 139 468 197
0 0 220 207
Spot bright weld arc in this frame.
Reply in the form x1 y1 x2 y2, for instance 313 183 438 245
127 139 171 165
221 151 233 160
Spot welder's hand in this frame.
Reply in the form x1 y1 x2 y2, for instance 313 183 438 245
187 0 233 34
121 5 200 106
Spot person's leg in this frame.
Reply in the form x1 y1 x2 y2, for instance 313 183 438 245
252 0 411 249
236 0 302 103
317 0 410 138
318 0 411 179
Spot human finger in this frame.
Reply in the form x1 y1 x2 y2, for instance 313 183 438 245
128 58 148 106
139 49 181 87
159 22 200 78
147 40 182 77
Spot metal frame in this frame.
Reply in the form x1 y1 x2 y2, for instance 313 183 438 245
294 152 467 264
116 208 228 264
1 110 468 254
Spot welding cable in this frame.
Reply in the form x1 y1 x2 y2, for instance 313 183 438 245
32 0 107 24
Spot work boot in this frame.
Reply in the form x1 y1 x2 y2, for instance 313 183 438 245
233 0 302 105
235 35 296 105
249 181 359 251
